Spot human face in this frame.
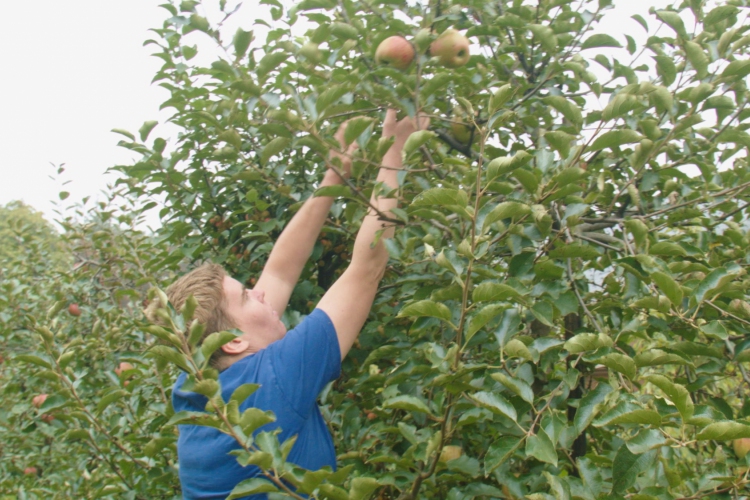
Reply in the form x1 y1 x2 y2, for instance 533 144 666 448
222 276 286 349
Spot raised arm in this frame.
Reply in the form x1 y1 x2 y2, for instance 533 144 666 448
255 124 357 317
317 109 428 359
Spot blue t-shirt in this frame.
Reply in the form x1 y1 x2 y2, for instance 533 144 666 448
172 309 342 500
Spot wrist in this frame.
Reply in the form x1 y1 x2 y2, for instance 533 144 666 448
321 169 347 186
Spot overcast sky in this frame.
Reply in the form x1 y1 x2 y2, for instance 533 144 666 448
0 1 673 225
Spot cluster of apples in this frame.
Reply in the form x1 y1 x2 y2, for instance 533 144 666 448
374 28 470 70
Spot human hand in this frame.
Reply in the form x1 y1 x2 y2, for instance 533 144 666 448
327 120 359 180
381 109 430 149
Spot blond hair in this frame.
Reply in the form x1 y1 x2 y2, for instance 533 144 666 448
166 263 236 367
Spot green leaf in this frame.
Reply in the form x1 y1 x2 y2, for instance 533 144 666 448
655 10 686 38
316 84 349 114
486 151 533 180
704 5 738 25
564 333 611 354
693 267 732 303
653 56 676 86
240 407 276 435
543 96 583 128
467 304 506 342
330 22 358 39
602 94 641 121
696 421 750 440
598 353 637 380
383 395 432 415
588 129 642 152
528 24 557 53
649 241 686 257
482 201 531 231
549 243 600 260
649 84 674 113
575 383 613 434
401 130 437 159
227 478 279 499
149 345 192 372
260 137 291 165
684 41 709 79
315 185 352 199
469 391 517 422
646 374 694 421
411 188 468 208
201 330 239 361
257 51 288 78
609 409 663 426
485 436 523 475
612 446 655 493
398 300 452 322
139 120 158 142
491 372 534 404
229 383 260 405
650 272 683 307
472 282 522 303
489 83 515 112
343 117 375 145
627 429 667 454
15 354 52 370
635 349 689 367
721 59 750 79
525 428 557 466
349 477 380 500
233 28 253 59
95 389 128 415
700 320 728 340
504 339 533 361
446 455 481 478
581 34 621 49
544 131 576 158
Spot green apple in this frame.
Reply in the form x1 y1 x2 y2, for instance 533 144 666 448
430 29 470 68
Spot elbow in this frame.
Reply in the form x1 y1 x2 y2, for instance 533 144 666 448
350 244 388 283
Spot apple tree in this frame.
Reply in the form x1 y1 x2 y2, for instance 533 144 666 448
0 191 187 498
110 0 750 498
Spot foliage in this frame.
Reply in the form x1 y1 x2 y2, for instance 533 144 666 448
5 0 750 498
0 193 182 499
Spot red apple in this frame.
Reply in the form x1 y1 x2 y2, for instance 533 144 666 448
375 36 415 70
430 29 470 68
40 414 55 423
68 303 81 317
734 438 750 459
115 362 134 377
366 412 377 421
23 467 38 475
32 394 48 408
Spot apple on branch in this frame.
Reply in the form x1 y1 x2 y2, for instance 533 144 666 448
430 29 470 68
375 36 415 70
32 394 48 409
68 303 81 317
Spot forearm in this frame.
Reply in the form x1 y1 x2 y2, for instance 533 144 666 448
263 170 341 281
350 143 404 271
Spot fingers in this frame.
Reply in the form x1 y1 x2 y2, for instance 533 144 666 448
416 112 430 130
384 108 397 127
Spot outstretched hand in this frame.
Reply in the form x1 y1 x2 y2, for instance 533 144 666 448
328 120 359 179
381 109 430 147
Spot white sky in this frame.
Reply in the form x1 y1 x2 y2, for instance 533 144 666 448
0 1 674 224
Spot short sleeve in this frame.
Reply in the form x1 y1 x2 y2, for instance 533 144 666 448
267 308 341 417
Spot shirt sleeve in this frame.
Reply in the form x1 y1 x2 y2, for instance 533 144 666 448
267 308 341 417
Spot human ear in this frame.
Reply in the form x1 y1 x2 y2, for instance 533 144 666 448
221 337 250 355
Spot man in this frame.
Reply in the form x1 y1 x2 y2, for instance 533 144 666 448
167 109 428 499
